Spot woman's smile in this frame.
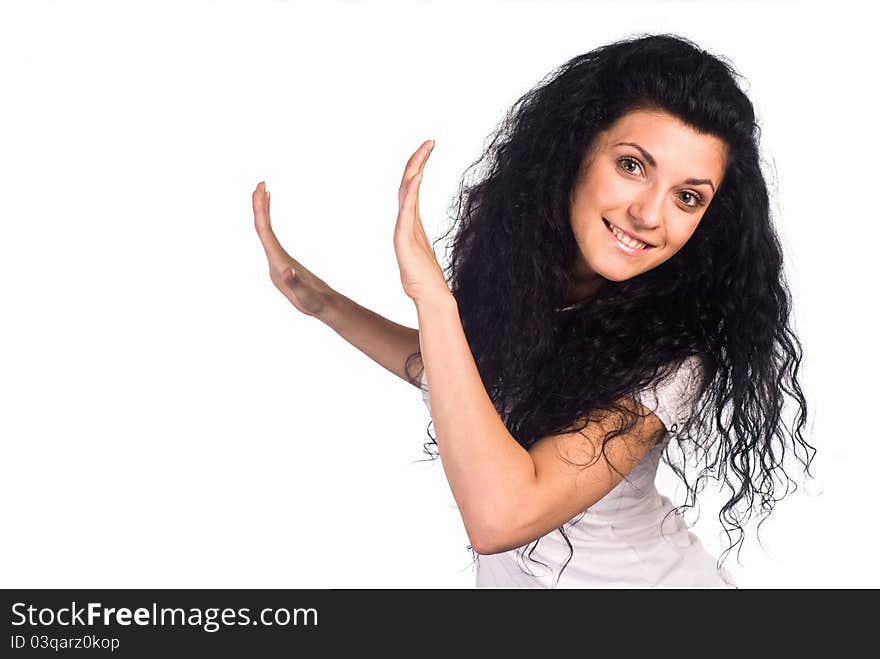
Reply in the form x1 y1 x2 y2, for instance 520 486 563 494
602 217 657 255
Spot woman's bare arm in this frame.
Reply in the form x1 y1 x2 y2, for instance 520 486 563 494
318 292 422 386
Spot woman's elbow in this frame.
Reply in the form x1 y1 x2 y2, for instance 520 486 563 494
462 494 539 555
466 519 525 556
468 535 504 556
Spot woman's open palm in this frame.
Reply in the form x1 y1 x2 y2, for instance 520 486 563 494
252 181 333 318
394 140 450 305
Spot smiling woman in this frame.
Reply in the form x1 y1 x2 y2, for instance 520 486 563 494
253 33 815 588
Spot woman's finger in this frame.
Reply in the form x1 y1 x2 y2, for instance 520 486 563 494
398 139 432 188
398 140 434 202
398 169 423 241
413 141 433 234
252 181 289 263
399 140 433 222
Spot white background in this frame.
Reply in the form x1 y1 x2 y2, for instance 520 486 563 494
1 0 875 588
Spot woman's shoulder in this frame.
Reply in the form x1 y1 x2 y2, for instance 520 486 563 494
634 354 708 435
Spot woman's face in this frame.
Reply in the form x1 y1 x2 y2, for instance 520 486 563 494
568 109 728 294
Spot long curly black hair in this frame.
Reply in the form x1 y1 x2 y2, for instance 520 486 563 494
405 33 815 581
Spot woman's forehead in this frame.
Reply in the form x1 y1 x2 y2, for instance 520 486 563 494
596 110 728 182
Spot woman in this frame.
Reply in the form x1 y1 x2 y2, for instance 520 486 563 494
252 34 815 588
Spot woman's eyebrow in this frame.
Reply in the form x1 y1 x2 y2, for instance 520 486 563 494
613 141 716 193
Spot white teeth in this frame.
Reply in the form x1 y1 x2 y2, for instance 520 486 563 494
610 223 647 249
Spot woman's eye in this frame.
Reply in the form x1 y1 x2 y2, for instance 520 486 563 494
617 157 705 209
678 191 704 208
618 157 643 176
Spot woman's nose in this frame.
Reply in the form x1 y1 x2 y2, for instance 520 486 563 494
628 188 664 229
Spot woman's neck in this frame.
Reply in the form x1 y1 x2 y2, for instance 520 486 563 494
562 274 604 307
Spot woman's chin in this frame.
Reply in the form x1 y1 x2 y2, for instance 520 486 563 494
593 253 659 282
594 265 637 283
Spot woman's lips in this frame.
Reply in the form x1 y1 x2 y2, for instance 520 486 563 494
603 218 656 255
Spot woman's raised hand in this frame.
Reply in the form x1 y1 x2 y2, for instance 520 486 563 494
252 181 334 319
393 140 451 306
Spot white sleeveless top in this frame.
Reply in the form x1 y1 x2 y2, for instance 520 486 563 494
419 355 737 588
